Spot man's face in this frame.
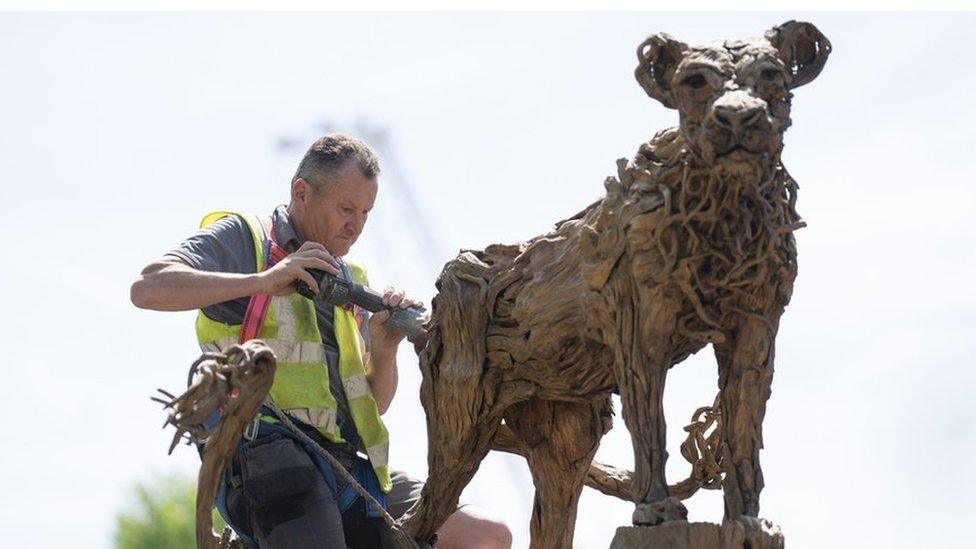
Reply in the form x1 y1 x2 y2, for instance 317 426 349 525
292 161 378 257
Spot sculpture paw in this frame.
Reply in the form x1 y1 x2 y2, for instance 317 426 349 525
726 515 781 538
733 515 762 532
632 497 688 526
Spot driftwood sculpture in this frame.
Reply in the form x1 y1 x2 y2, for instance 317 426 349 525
400 21 830 547
155 341 277 549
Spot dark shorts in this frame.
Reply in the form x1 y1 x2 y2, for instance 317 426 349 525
387 469 425 519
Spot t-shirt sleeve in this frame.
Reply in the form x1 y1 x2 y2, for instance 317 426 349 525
358 309 371 350
164 215 256 275
163 215 256 324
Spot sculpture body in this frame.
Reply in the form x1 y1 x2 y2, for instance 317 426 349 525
400 21 830 548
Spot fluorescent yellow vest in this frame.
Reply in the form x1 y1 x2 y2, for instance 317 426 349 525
194 211 391 492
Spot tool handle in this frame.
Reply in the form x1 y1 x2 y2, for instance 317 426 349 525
294 269 324 301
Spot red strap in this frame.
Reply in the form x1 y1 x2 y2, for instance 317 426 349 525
261 215 290 265
239 296 272 344
239 215 288 344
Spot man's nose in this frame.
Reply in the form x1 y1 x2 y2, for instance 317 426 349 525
349 215 365 233
710 92 766 133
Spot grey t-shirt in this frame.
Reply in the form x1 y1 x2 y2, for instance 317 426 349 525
166 206 362 448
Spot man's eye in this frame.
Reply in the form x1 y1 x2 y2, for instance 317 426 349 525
681 74 709 89
761 68 783 82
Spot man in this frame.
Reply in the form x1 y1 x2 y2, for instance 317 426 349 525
131 134 512 548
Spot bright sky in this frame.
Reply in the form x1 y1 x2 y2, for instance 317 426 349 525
0 11 973 549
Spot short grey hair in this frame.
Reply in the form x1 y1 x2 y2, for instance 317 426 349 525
291 133 381 190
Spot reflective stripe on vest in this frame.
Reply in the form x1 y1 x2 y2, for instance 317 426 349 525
193 210 392 493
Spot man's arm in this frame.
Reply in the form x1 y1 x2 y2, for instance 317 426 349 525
366 325 399 415
365 287 422 415
130 242 341 312
131 260 264 311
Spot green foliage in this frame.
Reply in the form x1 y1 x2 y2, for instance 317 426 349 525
114 473 227 549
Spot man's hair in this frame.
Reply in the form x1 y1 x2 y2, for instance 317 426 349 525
291 133 380 190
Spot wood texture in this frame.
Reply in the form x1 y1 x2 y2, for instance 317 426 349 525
399 21 830 548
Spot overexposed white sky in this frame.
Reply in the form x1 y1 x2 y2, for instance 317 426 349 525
0 11 973 548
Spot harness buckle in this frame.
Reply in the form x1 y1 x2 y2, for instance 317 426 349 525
243 416 261 442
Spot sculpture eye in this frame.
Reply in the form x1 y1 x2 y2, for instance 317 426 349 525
756 67 788 99
681 74 709 89
761 68 784 82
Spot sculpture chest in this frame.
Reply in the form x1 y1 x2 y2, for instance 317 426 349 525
615 157 800 353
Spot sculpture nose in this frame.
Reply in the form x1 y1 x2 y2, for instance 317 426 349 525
712 104 764 133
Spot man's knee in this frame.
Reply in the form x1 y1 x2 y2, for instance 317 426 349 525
436 505 512 549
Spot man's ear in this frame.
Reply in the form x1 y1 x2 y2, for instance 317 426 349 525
765 20 831 89
634 33 688 109
291 178 309 205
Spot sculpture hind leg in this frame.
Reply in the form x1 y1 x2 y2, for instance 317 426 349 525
714 314 778 522
398 257 528 543
397 318 505 542
397 364 504 543
504 397 612 549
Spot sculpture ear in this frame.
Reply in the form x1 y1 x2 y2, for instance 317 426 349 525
765 20 831 89
635 33 688 109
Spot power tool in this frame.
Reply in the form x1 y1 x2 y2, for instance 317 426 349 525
295 268 428 345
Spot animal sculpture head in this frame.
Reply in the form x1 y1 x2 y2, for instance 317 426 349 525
635 20 830 167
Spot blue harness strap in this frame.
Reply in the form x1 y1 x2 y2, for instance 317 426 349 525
211 409 388 544
336 454 386 515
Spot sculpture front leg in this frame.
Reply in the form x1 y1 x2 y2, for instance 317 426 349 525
714 314 779 522
608 289 687 525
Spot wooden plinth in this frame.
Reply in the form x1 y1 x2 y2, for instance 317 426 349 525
610 520 784 549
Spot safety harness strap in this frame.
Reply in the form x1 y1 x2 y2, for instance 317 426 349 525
238 216 289 344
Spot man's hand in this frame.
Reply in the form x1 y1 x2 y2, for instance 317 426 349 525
259 241 340 296
368 287 424 355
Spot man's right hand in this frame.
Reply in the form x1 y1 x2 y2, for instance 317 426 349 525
131 242 342 312
259 241 341 296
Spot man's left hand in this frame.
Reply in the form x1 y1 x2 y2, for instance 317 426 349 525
368 286 424 359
